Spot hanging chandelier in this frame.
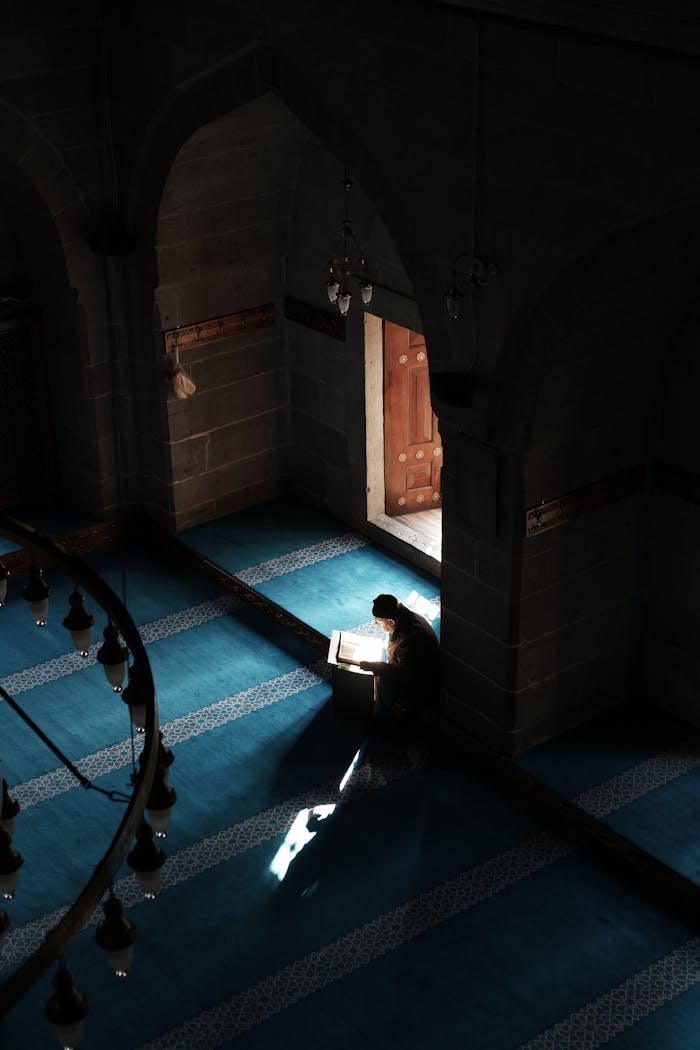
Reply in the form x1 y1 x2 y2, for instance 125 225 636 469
443 253 499 320
0 513 172 1047
324 170 373 316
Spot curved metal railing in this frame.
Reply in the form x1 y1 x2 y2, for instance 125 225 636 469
0 513 159 1015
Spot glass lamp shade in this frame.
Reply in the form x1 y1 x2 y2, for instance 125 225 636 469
22 564 52 626
129 704 147 732
1 779 20 837
51 1019 85 1050
147 805 173 838
360 281 373 305
127 823 165 900
338 290 351 315
444 285 464 320
104 662 127 691
158 731 175 769
29 598 49 626
71 628 92 657
104 943 134 979
134 867 162 900
0 828 23 900
131 705 147 733
96 623 129 692
139 758 176 838
122 663 148 732
44 965 88 1049
0 868 20 901
0 563 8 605
63 591 94 657
95 895 136 977
325 276 340 303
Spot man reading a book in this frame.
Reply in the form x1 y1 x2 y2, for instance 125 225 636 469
359 593 440 720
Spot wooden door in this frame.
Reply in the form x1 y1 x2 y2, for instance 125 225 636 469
383 321 442 516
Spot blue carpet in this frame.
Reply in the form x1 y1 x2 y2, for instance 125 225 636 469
179 496 441 640
516 702 700 886
181 496 359 570
2 502 700 1049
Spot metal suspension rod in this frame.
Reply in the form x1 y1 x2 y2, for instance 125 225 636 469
0 684 130 803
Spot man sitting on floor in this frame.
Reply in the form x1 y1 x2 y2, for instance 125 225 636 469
360 593 440 721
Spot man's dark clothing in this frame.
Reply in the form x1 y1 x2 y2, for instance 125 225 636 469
366 604 440 712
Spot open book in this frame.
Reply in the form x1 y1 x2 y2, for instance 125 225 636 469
327 630 384 671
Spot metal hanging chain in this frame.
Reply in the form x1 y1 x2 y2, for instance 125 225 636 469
0 683 131 804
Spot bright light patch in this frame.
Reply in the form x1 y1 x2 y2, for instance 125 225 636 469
269 804 336 882
405 590 440 622
269 748 366 883
339 747 363 793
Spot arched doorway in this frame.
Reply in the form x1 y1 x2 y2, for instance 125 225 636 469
487 203 700 749
364 314 442 562
0 138 91 516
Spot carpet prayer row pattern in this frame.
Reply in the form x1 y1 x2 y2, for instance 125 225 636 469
236 534 368 586
2 521 699 1048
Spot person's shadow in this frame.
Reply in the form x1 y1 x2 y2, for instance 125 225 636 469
270 721 426 911
271 696 368 793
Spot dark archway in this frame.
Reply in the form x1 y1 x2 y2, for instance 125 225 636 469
490 203 700 468
486 203 700 748
128 45 438 326
124 44 453 530
0 103 102 514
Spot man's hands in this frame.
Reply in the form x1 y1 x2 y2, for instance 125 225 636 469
360 660 385 674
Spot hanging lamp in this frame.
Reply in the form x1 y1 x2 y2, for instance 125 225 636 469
96 622 129 692
127 822 165 900
95 893 136 978
0 512 163 1027
0 780 20 837
324 171 373 316
122 662 149 732
44 962 88 1049
0 829 23 900
62 590 95 658
157 730 174 770
22 562 51 626
140 759 176 838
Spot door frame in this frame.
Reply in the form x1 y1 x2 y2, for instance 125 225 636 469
363 312 442 563
364 311 385 522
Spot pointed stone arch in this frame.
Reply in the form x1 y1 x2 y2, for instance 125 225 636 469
0 101 110 512
490 203 700 473
128 43 452 356
124 43 459 528
480 203 700 750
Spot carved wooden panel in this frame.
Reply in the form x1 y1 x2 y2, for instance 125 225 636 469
384 321 442 516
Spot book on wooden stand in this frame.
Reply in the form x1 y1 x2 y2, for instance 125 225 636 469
327 630 385 719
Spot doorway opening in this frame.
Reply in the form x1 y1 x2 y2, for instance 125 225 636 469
364 314 442 562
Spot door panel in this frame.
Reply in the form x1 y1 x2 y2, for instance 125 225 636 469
384 321 442 516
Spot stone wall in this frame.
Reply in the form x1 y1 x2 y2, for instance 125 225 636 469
285 138 418 523
643 315 700 725
154 95 308 528
2 2 700 749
